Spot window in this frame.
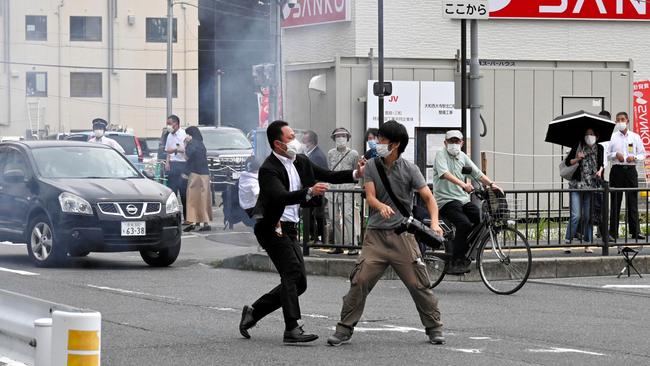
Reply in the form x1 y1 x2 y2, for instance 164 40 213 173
26 72 47 97
70 72 102 98
70 16 102 41
26 15 47 41
146 18 177 43
146 73 177 98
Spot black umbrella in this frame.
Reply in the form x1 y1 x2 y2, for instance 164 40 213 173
545 110 616 147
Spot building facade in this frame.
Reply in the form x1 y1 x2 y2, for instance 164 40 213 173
0 0 199 139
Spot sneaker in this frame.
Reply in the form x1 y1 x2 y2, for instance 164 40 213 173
347 249 359 256
327 331 352 346
327 248 344 254
447 259 471 275
426 327 445 345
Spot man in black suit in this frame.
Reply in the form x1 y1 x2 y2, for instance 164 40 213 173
302 130 329 243
240 121 364 344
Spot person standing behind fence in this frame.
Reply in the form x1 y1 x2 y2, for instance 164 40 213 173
564 128 604 253
303 130 328 244
165 115 189 224
327 127 360 255
363 128 379 159
183 126 212 232
608 112 646 241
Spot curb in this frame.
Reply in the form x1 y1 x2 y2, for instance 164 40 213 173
215 254 650 280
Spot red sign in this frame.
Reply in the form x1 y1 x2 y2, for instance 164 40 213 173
634 81 650 154
281 0 350 28
489 0 650 20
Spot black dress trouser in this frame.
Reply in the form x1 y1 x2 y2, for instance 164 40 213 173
609 165 640 237
251 223 306 330
440 201 481 259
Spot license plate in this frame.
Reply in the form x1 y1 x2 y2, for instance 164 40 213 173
121 221 146 236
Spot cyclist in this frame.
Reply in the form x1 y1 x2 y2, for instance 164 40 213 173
433 130 501 274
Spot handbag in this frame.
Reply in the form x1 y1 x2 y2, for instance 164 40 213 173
374 158 446 249
559 160 579 180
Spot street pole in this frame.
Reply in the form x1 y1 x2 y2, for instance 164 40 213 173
166 0 173 118
378 0 384 126
469 19 481 163
216 69 222 127
269 1 281 123
460 19 467 153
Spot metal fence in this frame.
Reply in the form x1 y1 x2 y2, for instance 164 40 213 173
300 183 650 256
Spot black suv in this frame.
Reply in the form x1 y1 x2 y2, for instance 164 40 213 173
0 141 182 267
199 126 253 191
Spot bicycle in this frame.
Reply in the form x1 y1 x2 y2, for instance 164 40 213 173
423 178 532 295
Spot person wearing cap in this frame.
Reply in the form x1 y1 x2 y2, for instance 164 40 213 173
327 127 360 255
88 118 125 154
432 130 501 274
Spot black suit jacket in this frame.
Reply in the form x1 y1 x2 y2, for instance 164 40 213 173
254 153 356 232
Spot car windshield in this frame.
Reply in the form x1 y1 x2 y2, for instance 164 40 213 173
145 139 160 151
202 130 252 150
108 135 138 155
31 146 140 179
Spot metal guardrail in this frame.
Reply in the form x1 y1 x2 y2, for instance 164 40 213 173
299 183 650 256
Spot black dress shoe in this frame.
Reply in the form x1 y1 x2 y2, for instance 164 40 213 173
183 225 196 232
239 305 257 339
283 325 318 343
631 233 646 240
447 259 471 275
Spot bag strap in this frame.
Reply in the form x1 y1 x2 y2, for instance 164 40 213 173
374 157 411 218
331 149 352 171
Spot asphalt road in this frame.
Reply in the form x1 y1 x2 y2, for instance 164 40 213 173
1 229 650 366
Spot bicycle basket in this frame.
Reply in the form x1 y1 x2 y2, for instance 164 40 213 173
485 190 522 222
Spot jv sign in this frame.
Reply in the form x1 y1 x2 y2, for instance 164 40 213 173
489 0 650 20
281 0 350 28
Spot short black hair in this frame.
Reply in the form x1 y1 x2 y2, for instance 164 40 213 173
267 120 289 148
304 130 318 145
167 114 180 125
185 126 203 141
598 110 611 119
365 128 379 141
377 120 408 155
616 111 629 120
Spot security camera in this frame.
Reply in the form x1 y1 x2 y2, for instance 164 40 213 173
287 0 298 8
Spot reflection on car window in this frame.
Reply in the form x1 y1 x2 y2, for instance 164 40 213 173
32 147 140 179
202 130 252 150
109 135 138 155
1 150 28 182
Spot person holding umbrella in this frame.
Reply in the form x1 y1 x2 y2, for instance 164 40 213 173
563 128 604 252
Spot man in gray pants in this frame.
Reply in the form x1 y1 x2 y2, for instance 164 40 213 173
327 120 446 346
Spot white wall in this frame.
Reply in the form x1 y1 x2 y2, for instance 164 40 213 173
284 0 650 81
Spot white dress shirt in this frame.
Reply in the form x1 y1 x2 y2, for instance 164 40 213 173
88 136 125 154
273 151 302 223
165 128 187 162
607 130 646 166
238 171 260 210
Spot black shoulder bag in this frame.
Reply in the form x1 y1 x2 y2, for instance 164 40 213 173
374 158 446 249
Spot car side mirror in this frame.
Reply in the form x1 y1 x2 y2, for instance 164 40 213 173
142 170 155 180
4 169 26 183
461 166 473 175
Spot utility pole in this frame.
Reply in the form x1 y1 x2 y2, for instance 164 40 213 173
378 0 384 126
269 1 282 123
166 0 173 118
460 19 467 153
469 20 481 164
216 69 222 127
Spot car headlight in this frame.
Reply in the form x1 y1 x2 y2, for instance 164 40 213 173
59 192 93 215
166 193 180 214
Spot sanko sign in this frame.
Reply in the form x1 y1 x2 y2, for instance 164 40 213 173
281 0 350 28
489 0 650 20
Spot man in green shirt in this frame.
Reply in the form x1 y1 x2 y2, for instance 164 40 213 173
433 130 501 274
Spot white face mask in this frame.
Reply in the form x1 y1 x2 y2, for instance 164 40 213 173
93 129 104 138
166 125 175 133
376 143 392 158
335 136 347 147
616 122 627 132
284 139 303 158
585 135 597 146
447 143 461 156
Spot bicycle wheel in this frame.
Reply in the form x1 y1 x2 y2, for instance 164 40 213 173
422 245 449 289
477 226 532 295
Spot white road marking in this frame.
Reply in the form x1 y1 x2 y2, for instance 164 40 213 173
469 336 494 340
450 348 483 354
0 357 29 366
528 347 605 356
0 267 39 276
329 325 424 333
301 313 329 319
209 307 237 312
602 285 650 289
181 234 197 239
87 284 179 300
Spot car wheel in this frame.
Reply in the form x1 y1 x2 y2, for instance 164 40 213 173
26 214 66 267
140 241 181 267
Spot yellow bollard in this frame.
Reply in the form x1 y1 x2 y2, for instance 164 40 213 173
51 311 101 366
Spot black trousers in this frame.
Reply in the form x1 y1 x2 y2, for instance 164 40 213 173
440 200 481 259
167 161 188 221
252 222 306 329
309 205 326 242
609 165 640 237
